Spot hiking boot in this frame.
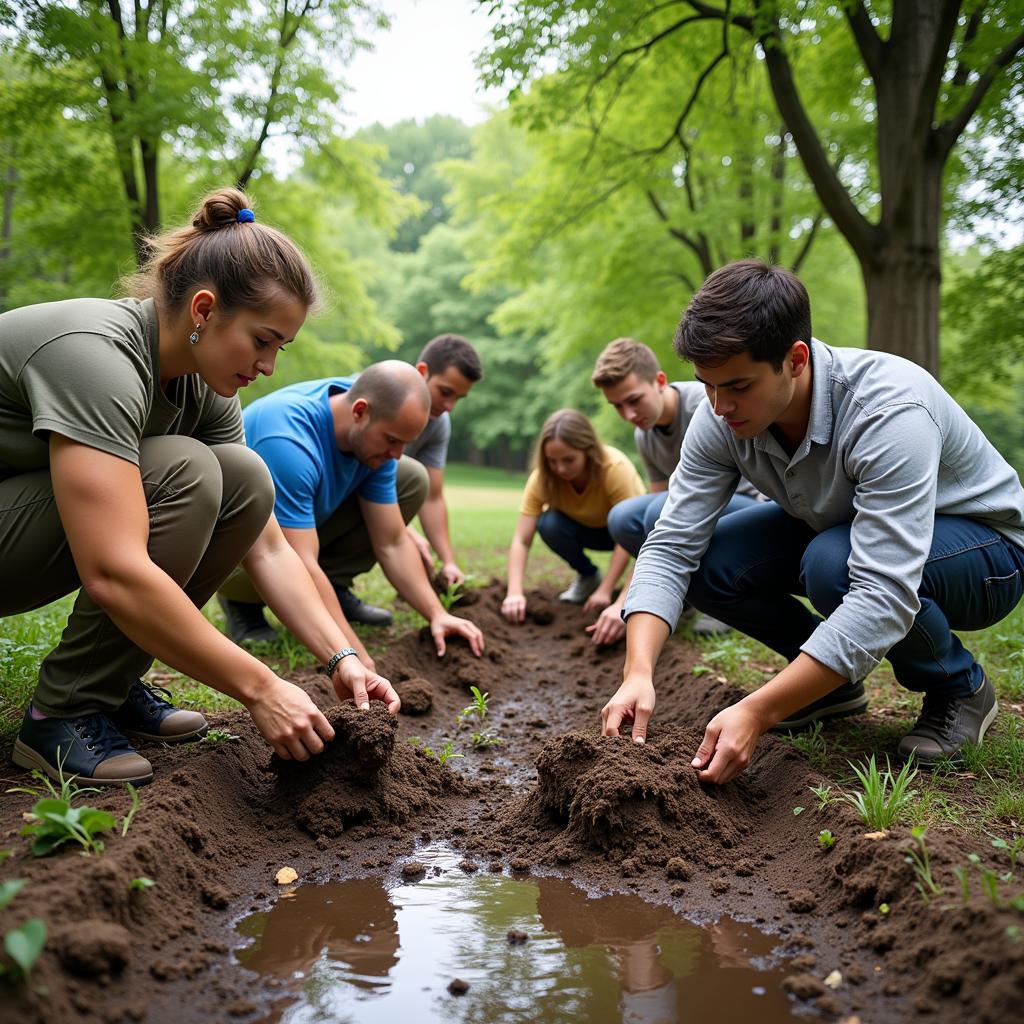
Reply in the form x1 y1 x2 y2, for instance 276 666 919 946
771 679 869 732
217 596 278 645
558 571 602 604
109 681 208 744
335 586 393 627
13 708 153 787
897 673 998 767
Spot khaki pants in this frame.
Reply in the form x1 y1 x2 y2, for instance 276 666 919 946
219 454 429 602
0 437 274 716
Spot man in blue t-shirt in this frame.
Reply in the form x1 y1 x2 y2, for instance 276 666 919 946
218 361 485 656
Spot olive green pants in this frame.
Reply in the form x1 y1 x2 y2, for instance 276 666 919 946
218 454 429 602
0 437 274 716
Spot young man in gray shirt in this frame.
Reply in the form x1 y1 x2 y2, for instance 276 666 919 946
602 260 1024 779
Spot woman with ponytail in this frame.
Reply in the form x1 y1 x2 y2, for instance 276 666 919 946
0 188 398 787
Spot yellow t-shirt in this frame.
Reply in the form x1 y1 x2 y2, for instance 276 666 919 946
519 446 645 528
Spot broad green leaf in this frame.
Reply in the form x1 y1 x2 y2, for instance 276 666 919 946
4 918 46 976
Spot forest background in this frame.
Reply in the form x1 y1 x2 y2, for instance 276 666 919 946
2 0 1023 472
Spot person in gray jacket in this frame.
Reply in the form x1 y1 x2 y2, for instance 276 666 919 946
602 259 1024 781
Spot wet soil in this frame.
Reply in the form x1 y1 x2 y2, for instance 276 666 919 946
1 584 1022 1023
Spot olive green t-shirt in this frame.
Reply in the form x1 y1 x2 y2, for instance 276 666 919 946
0 297 243 477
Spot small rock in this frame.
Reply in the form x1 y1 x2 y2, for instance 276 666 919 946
507 930 529 945
782 973 827 1000
788 890 817 913
401 861 426 879
665 857 690 881
509 858 530 873
448 978 470 995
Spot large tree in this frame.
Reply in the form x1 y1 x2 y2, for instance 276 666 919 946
4 0 384 263
480 0 1024 375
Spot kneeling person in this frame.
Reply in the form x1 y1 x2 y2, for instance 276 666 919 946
218 363 484 657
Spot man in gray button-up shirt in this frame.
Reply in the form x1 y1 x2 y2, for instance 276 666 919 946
602 260 1024 782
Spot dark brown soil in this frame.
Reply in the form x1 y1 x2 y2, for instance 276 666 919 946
1 583 1022 1023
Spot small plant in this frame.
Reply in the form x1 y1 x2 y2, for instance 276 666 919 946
818 829 837 851
0 881 46 986
200 728 241 744
979 868 1004 909
8 748 114 857
792 806 805 816
953 865 971 902
991 835 1024 873
120 784 140 838
843 754 919 830
809 783 836 811
459 685 503 748
129 877 155 891
408 736 463 766
786 720 828 762
904 826 943 903
438 580 466 612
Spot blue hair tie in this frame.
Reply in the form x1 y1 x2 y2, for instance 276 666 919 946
237 208 255 223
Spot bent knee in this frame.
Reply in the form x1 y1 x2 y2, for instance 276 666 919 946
212 443 277 524
397 455 429 513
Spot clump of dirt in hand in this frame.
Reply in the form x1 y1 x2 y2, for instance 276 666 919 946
397 677 433 715
268 703 467 838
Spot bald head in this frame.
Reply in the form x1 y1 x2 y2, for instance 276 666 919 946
346 360 430 422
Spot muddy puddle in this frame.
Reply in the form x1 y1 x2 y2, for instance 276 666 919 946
234 844 802 1024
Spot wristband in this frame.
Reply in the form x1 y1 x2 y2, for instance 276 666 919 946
319 647 358 677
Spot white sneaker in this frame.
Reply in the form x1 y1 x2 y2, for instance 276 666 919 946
558 571 602 603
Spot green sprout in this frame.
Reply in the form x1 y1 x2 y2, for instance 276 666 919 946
809 783 836 811
0 881 46 987
459 685 503 748
792 806 805 816
408 736 463 766
129 877 155 891
8 748 114 857
991 835 1024 873
200 728 241 744
953 865 971 902
904 826 942 903
120 783 140 838
438 580 466 612
818 829 837 851
842 755 919 831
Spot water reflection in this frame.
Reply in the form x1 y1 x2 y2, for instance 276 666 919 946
234 846 801 1024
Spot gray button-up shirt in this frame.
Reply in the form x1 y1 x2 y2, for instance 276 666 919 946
624 339 1024 682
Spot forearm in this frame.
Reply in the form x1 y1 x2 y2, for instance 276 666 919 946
742 653 846 728
622 612 672 681
604 544 632 591
418 494 457 564
506 537 530 595
86 563 276 705
244 543 371 665
377 535 445 620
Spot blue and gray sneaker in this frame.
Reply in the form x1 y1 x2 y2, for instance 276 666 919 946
13 709 154 786
109 681 208 744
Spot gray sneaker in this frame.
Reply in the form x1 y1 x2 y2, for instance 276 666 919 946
897 673 998 767
558 571 602 604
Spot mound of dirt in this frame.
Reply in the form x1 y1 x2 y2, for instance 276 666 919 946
397 677 433 715
269 703 467 837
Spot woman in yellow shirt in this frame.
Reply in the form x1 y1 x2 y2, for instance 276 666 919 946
501 409 644 643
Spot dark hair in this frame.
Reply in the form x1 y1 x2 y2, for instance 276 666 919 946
346 361 429 422
591 337 660 387
125 187 321 316
674 259 811 371
533 409 607 507
418 333 483 382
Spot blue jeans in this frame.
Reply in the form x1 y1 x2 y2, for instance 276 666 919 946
685 502 1024 698
609 490 759 558
537 509 615 577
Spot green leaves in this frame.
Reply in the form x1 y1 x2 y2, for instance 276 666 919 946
0 878 26 910
4 918 46 979
20 797 115 857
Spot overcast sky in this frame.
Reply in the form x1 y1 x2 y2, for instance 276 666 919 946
341 0 506 129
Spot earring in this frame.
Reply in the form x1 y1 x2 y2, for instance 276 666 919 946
188 323 202 346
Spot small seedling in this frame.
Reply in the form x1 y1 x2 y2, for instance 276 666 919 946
0 881 46 987
786 720 828 762
408 736 463 766
991 835 1024 873
9 748 114 857
120 784 140 838
843 754 918 830
792 806 805 816
129 877 155 891
818 829 837 851
953 865 971 902
904 826 942 903
201 728 241 744
438 580 466 612
809 783 836 811
1007 925 1021 942
459 685 490 724
470 730 503 748
979 868 1004 909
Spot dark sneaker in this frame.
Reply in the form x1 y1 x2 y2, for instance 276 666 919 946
218 595 278 645
335 586 393 627
897 673 998 767
13 708 153 787
109 681 208 744
770 679 869 732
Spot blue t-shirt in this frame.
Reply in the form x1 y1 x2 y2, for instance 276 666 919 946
243 377 398 529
